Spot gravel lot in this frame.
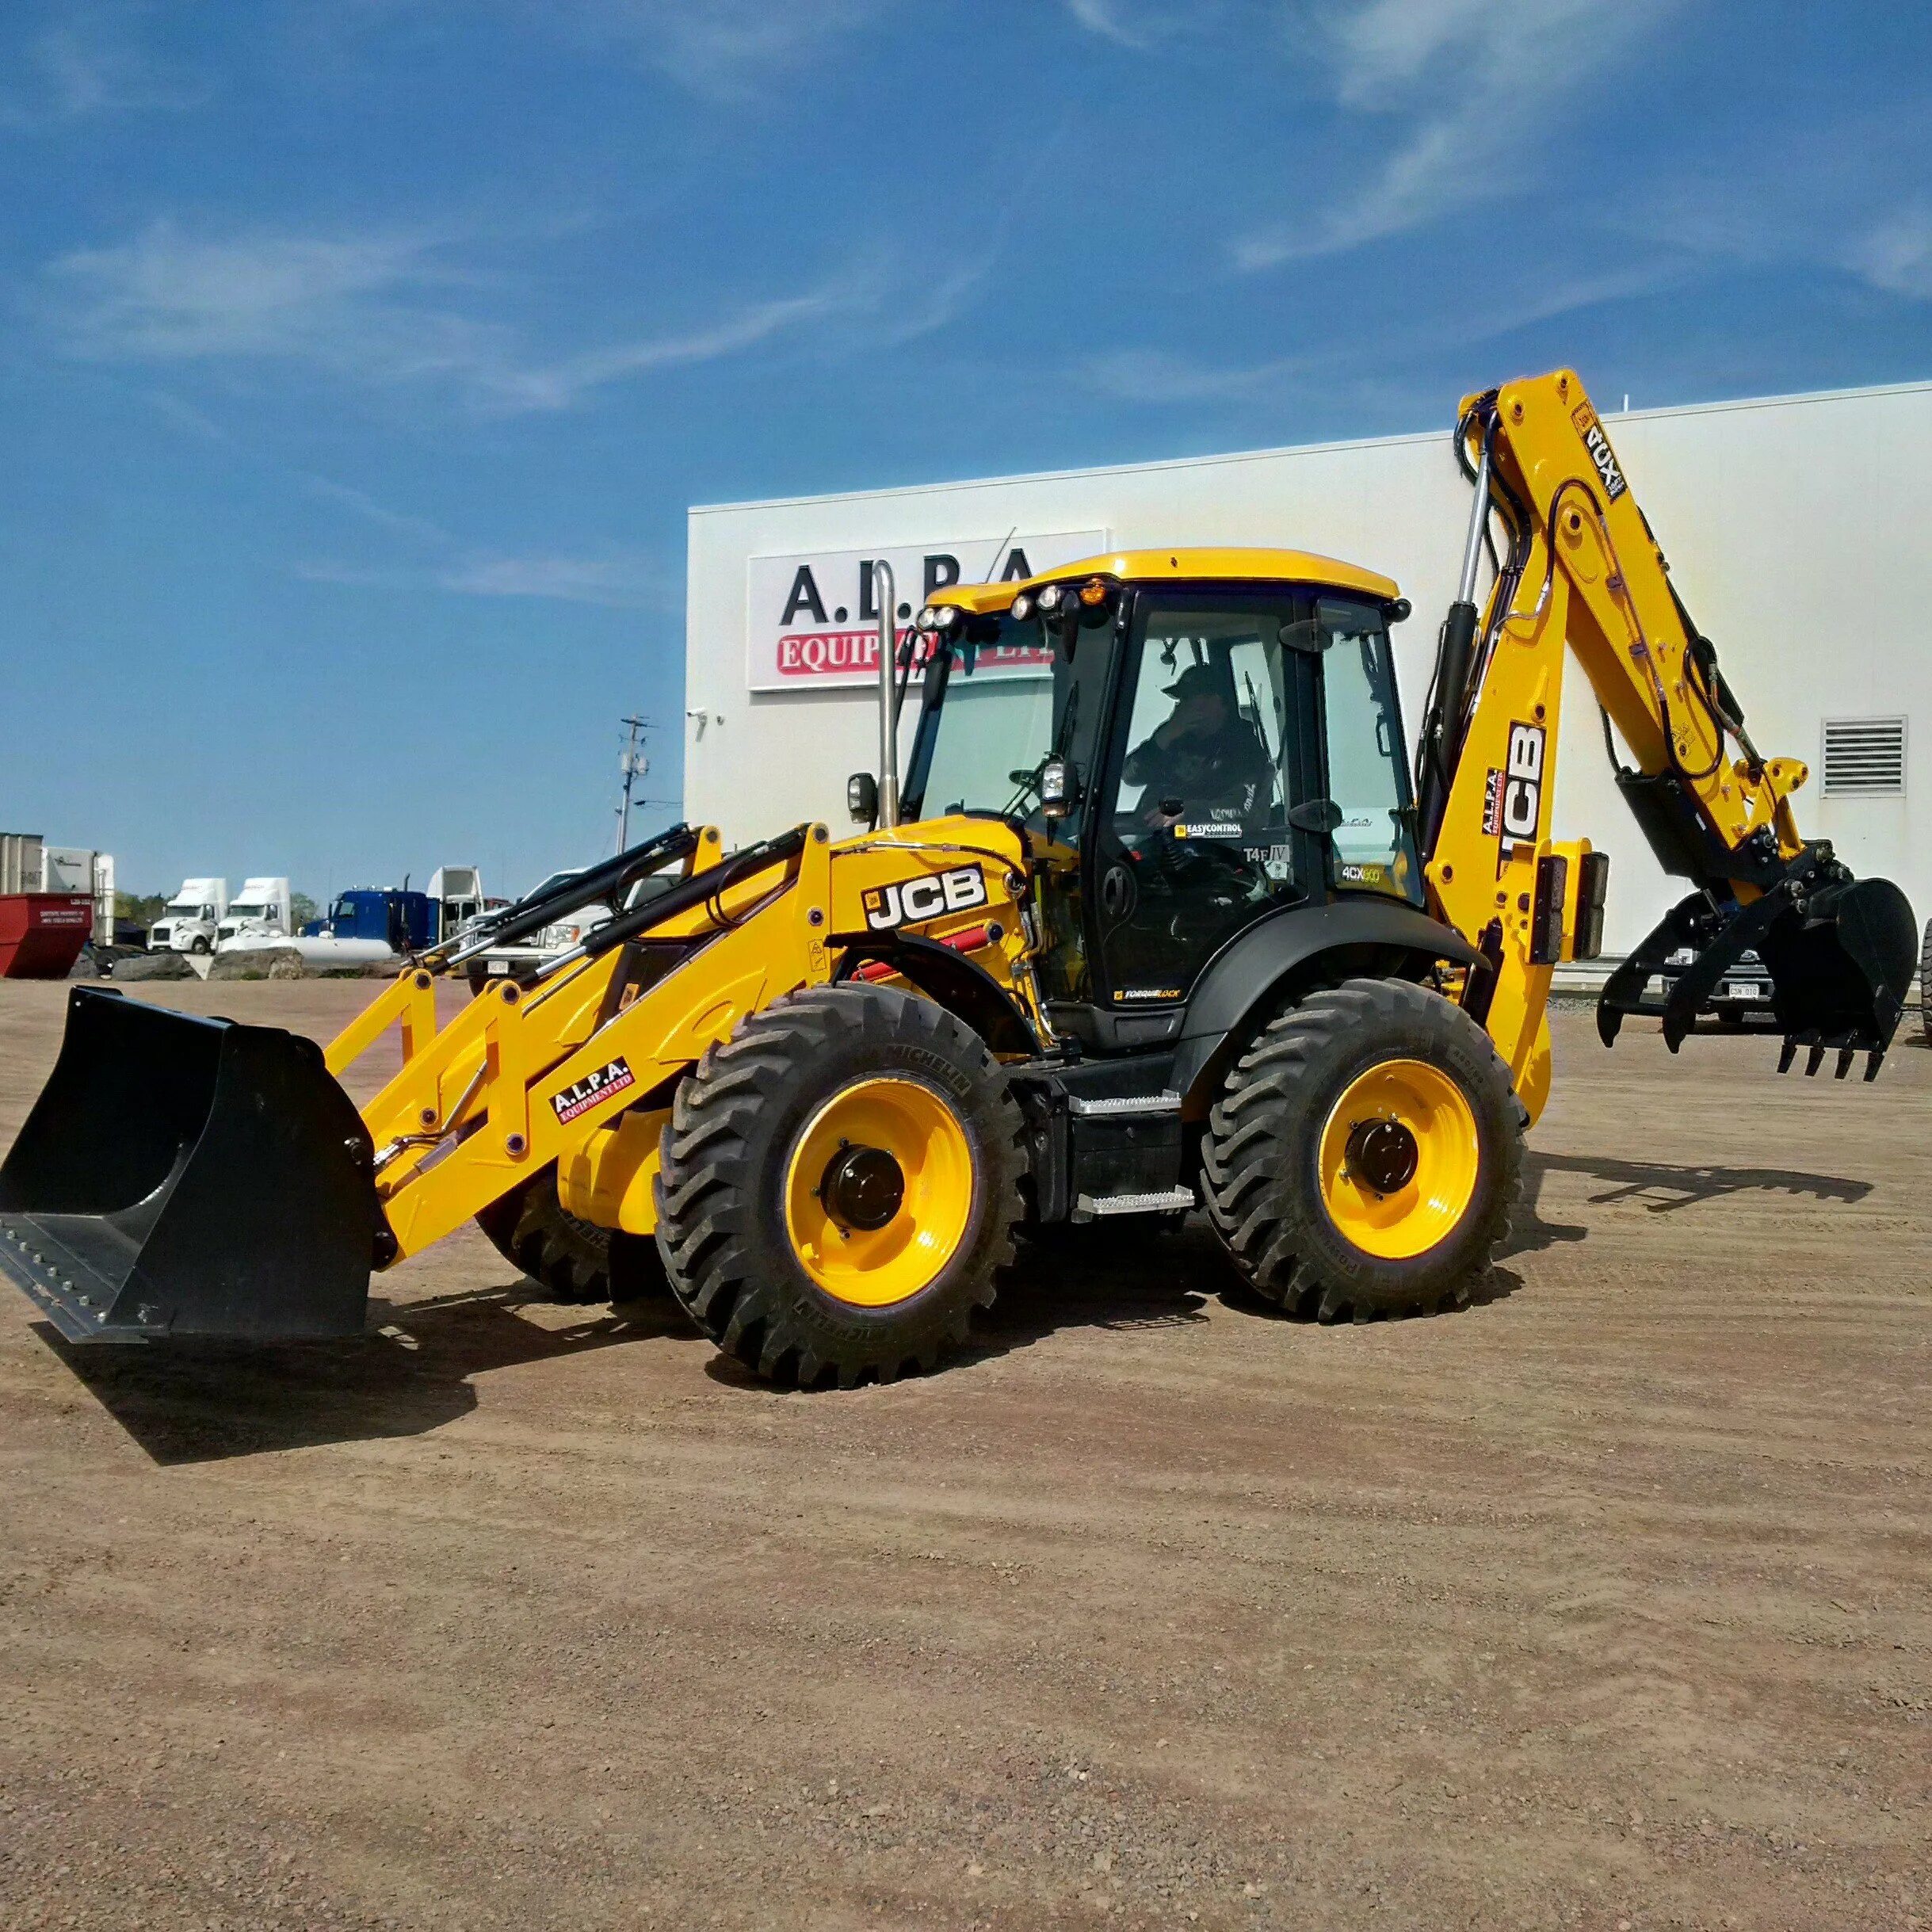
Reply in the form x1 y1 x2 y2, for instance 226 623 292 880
1 978 1927 1930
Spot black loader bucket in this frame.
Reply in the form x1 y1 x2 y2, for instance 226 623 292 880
1600 860 1918 1079
0 987 382 1342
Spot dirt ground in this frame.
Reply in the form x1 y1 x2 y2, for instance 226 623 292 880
0 978 1926 1931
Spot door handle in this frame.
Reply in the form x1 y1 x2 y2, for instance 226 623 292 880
1101 865 1134 919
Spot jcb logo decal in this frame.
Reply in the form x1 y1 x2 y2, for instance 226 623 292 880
1502 722 1546 842
1571 403 1627 502
863 865 989 932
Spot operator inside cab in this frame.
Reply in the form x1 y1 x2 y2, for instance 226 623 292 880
1121 660 1272 831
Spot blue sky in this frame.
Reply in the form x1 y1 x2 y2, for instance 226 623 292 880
4 0 1927 899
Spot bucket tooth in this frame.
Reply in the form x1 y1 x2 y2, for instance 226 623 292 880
1776 1037 1798 1074
1864 1048 1884 1083
1804 1043 1826 1078
1835 1046 1855 1081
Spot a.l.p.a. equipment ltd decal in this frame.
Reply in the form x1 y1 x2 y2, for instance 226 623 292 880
862 865 990 933
746 531 1107 693
1571 403 1628 502
1483 721 1548 850
551 1056 636 1125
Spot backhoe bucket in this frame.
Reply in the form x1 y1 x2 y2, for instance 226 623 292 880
1600 869 1917 1075
0 987 381 1342
1759 873 1919 1069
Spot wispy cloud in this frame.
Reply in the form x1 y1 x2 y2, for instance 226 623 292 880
296 548 670 610
44 217 972 413
0 6 204 131
541 0 886 100
1844 204 1932 302
1082 259 1681 405
1062 0 1202 49
1234 0 1677 267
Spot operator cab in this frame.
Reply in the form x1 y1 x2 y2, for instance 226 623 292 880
898 549 1421 1052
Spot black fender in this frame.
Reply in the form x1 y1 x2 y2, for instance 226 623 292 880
833 932 1040 1056
1170 899 1480 1116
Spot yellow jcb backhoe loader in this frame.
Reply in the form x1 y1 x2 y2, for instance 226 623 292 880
0 371 1915 1385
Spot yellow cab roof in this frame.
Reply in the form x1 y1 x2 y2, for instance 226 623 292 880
928 547 1400 615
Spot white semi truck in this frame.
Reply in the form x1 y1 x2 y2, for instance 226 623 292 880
214 877 293 953
148 879 228 954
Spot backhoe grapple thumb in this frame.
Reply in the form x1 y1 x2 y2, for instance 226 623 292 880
1598 853 1917 1078
0 987 383 1342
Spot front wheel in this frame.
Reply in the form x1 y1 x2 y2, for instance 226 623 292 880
476 1163 667 1305
655 985 1025 1388
1201 978 1523 1323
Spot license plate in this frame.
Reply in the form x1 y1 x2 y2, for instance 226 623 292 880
1720 981 1763 1001
487 958 509 976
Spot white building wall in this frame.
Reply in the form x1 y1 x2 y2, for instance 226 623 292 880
686 379 1932 955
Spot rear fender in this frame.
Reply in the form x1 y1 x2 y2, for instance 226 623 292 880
1170 900 1479 1117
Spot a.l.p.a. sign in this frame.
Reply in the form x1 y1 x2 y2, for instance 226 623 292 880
746 531 1107 693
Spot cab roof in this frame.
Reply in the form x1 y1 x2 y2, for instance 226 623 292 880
928 546 1400 615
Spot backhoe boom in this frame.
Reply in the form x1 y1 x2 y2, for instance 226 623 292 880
1421 370 1915 1113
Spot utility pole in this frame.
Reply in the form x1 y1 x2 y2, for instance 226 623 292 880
616 715 651 853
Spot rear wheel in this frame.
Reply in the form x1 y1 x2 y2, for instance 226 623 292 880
1201 977 1522 1322
1919 918 1931 1047
655 985 1025 1388
476 1163 666 1305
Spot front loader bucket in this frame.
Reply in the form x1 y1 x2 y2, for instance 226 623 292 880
0 987 381 1342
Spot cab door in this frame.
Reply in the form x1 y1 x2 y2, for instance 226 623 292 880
1088 589 1326 1012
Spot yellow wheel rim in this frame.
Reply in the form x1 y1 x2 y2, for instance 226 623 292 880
783 1078 976 1308
1317 1058 1480 1262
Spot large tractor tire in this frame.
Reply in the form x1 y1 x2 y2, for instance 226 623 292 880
1201 977 1523 1323
1919 917 1931 1047
476 1163 666 1305
655 985 1025 1388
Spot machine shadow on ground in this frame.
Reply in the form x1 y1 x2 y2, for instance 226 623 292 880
38 1144 1881 1449
1529 1149 1872 1215
36 1283 692 1466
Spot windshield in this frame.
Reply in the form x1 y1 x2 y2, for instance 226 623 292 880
1318 598 1423 904
902 611 1060 819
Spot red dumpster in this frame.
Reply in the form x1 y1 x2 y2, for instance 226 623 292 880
0 894 95 979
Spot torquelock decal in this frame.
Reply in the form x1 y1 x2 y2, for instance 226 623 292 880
551 1056 636 1125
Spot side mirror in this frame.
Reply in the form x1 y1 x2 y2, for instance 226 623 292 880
846 771 879 826
1038 756 1076 821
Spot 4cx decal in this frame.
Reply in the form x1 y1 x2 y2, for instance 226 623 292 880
551 1056 636 1125
1571 403 1628 502
862 865 989 932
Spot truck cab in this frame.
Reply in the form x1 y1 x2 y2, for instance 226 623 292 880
215 877 292 951
148 878 228 954
428 865 486 943
305 888 436 954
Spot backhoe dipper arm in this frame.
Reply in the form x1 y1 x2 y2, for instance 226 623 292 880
1419 369 1915 1117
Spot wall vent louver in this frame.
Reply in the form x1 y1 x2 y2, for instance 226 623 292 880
1820 716 1906 797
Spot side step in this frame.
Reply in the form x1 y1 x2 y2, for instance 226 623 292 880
1073 1186 1195 1220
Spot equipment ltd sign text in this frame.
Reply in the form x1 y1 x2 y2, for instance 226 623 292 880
746 531 1106 693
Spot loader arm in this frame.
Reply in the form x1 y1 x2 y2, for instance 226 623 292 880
1418 369 1915 1121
